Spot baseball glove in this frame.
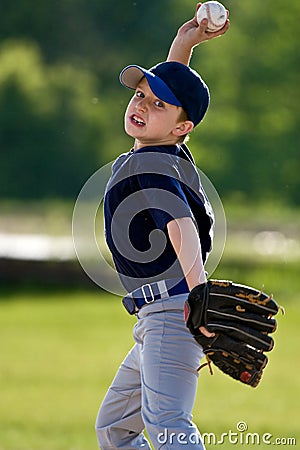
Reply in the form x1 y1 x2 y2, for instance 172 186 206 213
184 280 282 387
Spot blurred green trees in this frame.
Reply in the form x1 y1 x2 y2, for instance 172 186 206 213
0 0 299 203
0 40 106 198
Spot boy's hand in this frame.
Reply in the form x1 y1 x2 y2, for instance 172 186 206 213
178 3 230 47
167 3 230 65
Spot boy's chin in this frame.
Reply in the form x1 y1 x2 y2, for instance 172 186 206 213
125 130 139 140
124 126 142 140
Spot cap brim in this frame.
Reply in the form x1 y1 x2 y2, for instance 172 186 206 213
120 65 182 107
120 65 146 90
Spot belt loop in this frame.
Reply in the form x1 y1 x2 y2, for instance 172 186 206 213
157 280 168 299
141 283 155 303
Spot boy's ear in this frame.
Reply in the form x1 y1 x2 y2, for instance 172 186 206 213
173 120 194 137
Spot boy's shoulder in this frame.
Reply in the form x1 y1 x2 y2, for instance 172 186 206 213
128 144 197 181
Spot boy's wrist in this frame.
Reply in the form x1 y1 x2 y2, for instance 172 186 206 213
186 271 207 292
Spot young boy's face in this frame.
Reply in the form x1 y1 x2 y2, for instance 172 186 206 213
124 78 193 150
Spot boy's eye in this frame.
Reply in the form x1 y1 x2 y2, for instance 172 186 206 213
136 91 144 98
155 100 165 108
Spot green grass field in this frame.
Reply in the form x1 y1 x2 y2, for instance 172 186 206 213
0 261 299 449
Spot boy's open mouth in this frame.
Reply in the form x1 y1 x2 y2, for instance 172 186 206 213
131 114 146 126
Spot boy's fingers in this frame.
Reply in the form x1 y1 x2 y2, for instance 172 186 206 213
198 18 209 32
216 19 231 35
199 326 215 338
205 19 230 38
195 3 202 14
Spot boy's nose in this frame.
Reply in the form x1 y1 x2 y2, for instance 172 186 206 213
136 98 147 112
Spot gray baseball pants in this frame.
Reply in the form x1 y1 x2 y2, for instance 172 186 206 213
95 293 206 449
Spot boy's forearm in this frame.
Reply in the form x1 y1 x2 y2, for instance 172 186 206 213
167 35 194 66
167 217 207 291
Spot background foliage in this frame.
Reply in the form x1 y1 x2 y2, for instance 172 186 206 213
0 0 299 203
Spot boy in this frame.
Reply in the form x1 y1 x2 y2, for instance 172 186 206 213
96 5 230 450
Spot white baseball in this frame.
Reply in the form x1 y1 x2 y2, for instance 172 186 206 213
197 1 227 32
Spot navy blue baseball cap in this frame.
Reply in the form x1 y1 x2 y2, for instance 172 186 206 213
120 61 210 126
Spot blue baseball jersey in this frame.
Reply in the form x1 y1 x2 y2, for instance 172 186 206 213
104 144 214 292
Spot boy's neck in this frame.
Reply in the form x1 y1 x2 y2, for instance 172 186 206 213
133 137 179 151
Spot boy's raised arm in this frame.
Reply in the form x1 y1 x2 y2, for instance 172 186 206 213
167 3 230 66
